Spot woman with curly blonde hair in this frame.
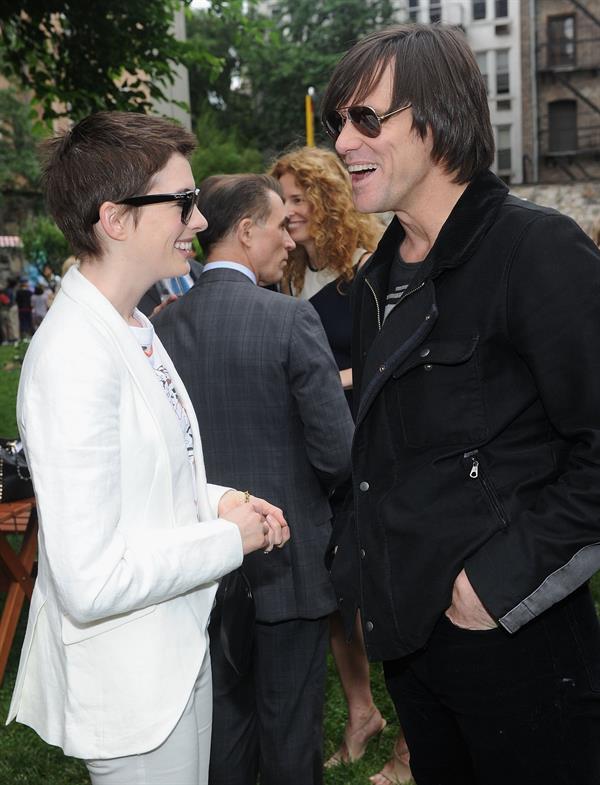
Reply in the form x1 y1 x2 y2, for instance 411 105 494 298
269 147 382 392
270 147 412 785
271 147 380 294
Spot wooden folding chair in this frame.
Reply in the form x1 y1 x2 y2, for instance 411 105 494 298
0 498 37 685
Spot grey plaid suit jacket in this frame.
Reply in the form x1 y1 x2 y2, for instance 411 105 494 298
154 267 354 622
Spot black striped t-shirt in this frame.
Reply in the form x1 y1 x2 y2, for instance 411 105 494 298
384 252 423 322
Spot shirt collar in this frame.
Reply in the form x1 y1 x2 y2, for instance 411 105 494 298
202 261 257 285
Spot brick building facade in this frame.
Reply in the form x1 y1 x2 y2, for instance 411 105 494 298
522 0 600 183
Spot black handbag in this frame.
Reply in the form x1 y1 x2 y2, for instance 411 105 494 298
0 438 33 503
213 568 255 677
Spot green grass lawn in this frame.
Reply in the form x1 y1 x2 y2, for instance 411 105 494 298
0 342 27 436
2 340 600 785
0 621 401 785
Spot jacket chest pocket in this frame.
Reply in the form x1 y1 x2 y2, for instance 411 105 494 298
392 336 488 448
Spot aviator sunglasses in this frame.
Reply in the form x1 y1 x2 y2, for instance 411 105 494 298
323 103 412 142
117 187 201 225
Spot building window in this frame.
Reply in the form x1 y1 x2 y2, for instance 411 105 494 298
496 49 509 94
497 99 511 111
473 0 486 20
495 0 508 18
408 0 419 23
548 100 577 152
548 15 575 67
497 126 512 170
429 0 441 22
475 52 488 93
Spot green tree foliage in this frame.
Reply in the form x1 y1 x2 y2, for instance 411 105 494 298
191 114 263 184
185 0 268 152
246 0 398 155
21 215 70 273
187 0 398 157
0 86 42 190
0 0 216 122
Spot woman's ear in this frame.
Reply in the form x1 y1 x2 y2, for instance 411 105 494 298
97 201 130 242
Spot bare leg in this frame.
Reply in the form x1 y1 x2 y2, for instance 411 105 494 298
326 610 386 766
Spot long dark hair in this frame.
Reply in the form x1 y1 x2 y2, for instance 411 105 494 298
321 24 494 184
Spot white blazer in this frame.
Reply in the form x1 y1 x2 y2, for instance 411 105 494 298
6 267 243 759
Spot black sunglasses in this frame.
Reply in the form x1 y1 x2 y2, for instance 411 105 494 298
323 103 412 142
117 187 201 225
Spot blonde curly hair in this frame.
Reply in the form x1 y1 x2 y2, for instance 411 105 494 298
269 147 383 295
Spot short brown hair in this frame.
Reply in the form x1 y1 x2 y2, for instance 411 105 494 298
40 111 197 259
321 24 494 183
196 174 283 255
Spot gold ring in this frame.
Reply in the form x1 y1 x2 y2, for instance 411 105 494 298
244 490 250 503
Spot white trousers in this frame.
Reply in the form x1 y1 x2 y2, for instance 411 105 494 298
85 652 212 785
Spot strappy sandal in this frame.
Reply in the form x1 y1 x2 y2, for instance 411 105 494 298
324 710 387 768
368 735 412 785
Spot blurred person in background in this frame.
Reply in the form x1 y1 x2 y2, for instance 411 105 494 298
270 147 382 398
30 283 50 331
15 278 32 338
0 277 20 344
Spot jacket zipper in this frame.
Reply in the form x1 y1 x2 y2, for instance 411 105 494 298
464 449 508 528
365 277 382 332
365 278 426 333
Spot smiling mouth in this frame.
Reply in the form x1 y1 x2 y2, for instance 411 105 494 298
174 241 193 254
347 163 378 184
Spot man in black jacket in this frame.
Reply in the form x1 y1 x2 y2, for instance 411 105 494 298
322 23 600 785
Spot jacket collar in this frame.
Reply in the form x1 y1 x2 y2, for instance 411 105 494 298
60 264 135 336
362 170 509 296
60 266 209 512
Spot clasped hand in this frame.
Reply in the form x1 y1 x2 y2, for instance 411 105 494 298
218 490 290 555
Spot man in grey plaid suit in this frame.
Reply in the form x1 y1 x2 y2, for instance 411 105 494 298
154 173 353 785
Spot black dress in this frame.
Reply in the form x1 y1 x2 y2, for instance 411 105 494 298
311 275 357 631
309 275 353 409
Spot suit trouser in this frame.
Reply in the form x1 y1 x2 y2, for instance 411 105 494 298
85 650 212 785
209 616 329 785
383 585 600 785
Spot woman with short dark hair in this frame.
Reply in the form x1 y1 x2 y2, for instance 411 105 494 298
7 111 288 785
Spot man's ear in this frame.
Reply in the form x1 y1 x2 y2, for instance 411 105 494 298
236 217 254 249
97 201 130 242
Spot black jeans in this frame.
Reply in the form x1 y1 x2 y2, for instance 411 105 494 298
384 586 600 785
